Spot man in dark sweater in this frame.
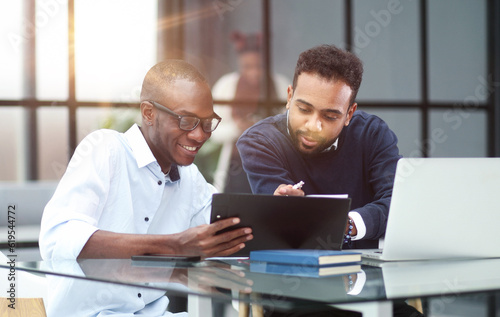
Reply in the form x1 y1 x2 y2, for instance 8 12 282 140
236 45 402 249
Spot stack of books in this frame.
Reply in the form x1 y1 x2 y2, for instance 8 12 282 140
249 249 362 278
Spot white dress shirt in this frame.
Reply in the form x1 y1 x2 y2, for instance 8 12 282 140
39 124 216 260
42 260 182 317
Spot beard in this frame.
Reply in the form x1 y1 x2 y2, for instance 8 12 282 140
286 110 337 156
290 129 333 156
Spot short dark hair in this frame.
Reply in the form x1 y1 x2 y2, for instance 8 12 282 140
292 45 363 106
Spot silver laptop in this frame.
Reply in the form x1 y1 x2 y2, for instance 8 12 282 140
381 258 500 298
362 157 500 262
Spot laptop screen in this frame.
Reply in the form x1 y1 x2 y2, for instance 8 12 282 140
381 157 500 261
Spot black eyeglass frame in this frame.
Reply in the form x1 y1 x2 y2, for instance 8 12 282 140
149 101 221 133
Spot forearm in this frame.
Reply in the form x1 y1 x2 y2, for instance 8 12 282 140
353 201 389 240
78 219 253 259
78 230 178 259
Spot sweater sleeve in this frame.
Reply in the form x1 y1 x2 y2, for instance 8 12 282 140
353 119 401 240
236 127 295 194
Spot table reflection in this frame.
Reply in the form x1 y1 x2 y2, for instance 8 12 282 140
37 259 382 316
42 260 186 316
5 256 500 316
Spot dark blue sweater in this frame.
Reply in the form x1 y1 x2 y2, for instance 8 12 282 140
236 110 402 249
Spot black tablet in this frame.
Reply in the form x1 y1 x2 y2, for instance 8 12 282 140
210 193 351 257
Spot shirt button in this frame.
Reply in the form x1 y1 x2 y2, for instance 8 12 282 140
144 217 149 222
138 293 142 298
158 180 162 185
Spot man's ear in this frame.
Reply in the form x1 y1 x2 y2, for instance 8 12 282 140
345 103 357 126
140 101 155 126
286 85 293 110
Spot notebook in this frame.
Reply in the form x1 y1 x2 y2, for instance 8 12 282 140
361 157 500 262
249 249 361 266
249 261 361 278
210 193 351 257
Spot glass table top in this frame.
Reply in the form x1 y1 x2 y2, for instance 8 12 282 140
2 256 500 315
4 257 500 302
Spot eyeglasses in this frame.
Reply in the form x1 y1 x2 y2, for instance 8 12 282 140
150 101 221 133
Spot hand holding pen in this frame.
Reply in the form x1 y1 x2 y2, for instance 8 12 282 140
292 181 304 190
274 181 305 196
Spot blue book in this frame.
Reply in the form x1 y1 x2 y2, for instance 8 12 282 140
250 261 361 278
249 249 361 266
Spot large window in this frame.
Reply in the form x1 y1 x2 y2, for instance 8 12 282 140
0 0 156 180
1 0 498 182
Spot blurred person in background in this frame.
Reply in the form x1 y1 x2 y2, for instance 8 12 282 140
208 31 289 193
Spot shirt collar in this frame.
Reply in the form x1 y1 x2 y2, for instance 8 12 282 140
125 124 182 182
124 124 157 168
322 138 338 152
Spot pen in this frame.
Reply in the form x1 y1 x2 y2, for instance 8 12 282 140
292 181 304 190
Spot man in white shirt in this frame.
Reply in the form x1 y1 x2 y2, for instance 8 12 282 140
40 60 253 260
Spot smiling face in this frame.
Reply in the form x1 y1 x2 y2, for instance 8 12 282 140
286 72 357 156
141 78 214 173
